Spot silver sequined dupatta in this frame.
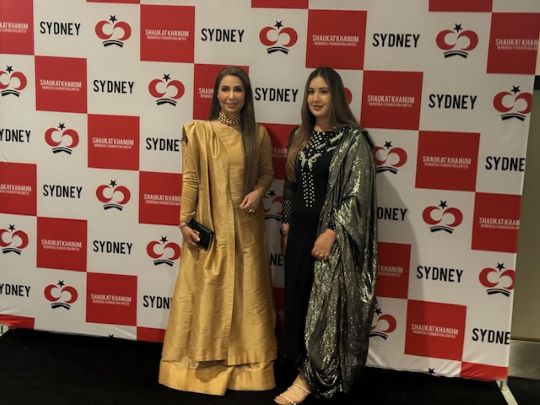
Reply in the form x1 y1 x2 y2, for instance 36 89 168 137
302 126 378 398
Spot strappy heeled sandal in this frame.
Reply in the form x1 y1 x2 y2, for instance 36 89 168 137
274 381 310 404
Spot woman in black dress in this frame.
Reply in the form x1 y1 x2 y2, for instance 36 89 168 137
275 67 378 404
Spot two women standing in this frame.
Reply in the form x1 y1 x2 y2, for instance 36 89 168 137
159 66 377 403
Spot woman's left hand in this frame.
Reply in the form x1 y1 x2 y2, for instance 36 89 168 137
311 229 336 260
240 189 262 214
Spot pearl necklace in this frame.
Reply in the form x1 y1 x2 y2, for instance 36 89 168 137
218 111 241 127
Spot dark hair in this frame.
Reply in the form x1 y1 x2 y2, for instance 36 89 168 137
286 66 358 181
209 66 258 194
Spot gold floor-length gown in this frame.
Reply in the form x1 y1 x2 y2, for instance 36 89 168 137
159 121 277 395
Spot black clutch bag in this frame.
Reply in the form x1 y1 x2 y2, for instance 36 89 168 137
188 219 214 250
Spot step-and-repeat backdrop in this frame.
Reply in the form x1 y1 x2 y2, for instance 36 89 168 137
1 0 539 382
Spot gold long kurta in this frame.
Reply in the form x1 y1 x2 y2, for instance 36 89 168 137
159 120 277 395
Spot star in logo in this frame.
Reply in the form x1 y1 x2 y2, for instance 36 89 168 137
109 15 117 23
375 307 382 315
454 23 463 32
6 65 13 73
274 21 283 29
58 123 66 130
428 368 436 375
163 73 170 82
109 180 117 187
384 141 392 149
496 263 505 271
439 201 448 209
511 85 520 94
8 224 15 231
267 190 276 198
160 236 168 243
57 280 65 287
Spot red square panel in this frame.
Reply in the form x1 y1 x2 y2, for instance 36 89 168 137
472 193 521 253
86 273 137 326
416 131 480 192
361 71 423 130
140 5 195 63
306 10 367 70
262 123 296 181
487 13 540 74
0 162 36 216
0 0 34 55
139 171 181 226
35 56 87 113
461 362 508 381
376 242 411 299
37 217 87 272
88 114 139 171
137 327 165 342
405 300 466 361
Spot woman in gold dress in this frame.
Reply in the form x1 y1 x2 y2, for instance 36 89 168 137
159 66 277 395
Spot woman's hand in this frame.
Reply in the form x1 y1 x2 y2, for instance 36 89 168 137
180 222 200 247
280 223 290 254
239 189 263 214
311 229 336 260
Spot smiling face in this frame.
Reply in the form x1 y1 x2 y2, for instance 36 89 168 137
307 75 332 123
217 74 245 118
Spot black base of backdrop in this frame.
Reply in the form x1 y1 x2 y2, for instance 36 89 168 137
0 328 536 405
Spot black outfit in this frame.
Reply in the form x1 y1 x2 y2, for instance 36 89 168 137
282 129 343 363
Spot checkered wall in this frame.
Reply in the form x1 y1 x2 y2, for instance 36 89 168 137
1 0 539 382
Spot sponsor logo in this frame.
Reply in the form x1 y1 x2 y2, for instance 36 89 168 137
427 93 477 110
493 85 532 121
0 0 34 55
436 24 478 58
254 87 299 102
374 141 407 174
263 189 283 222
422 201 463 233
370 307 397 340
259 21 298 54
0 65 27 97
148 73 184 106
42 184 83 200
146 236 181 267
96 180 131 211
92 79 134 95
0 224 28 255
479 262 515 297
95 15 131 47
44 280 78 310
44 123 79 154
145 136 179 152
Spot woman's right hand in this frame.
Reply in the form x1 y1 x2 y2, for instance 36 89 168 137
180 223 200 247
280 223 289 254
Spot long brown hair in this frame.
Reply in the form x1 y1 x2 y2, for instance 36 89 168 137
209 66 258 194
286 66 358 181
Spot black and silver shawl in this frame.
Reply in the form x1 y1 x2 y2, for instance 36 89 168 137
302 125 378 398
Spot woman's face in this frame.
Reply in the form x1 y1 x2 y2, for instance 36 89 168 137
217 75 245 117
307 75 332 121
